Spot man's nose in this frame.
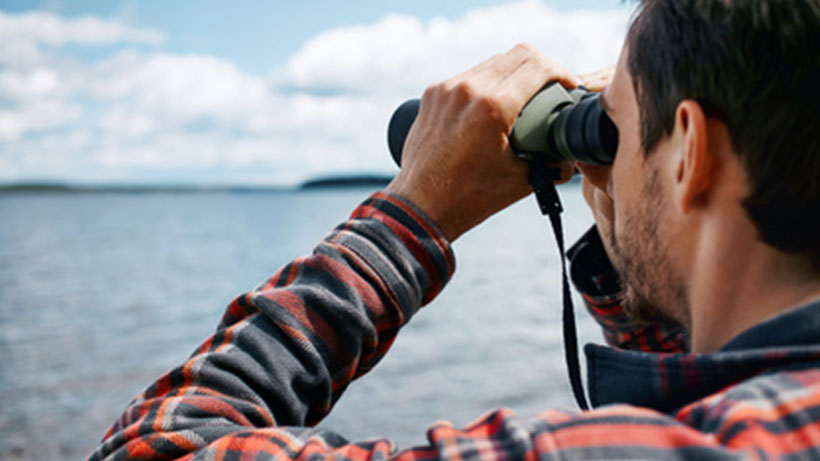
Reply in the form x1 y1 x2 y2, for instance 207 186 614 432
575 162 612 197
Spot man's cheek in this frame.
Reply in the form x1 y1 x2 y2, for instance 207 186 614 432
595 188 615 224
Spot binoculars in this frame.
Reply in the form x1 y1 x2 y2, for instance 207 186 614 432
387 83 618 168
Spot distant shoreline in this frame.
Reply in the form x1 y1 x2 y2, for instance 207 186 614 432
0 184 291 194
300 175 393 189
0 174 586 194
0 174 395 194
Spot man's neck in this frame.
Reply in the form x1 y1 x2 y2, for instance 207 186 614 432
688 217 820 353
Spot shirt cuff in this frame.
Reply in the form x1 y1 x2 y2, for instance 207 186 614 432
349 191 456 305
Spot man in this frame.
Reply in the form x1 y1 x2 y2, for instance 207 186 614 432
89 0 820 459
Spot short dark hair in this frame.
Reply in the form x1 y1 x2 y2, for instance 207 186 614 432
626 0 820 272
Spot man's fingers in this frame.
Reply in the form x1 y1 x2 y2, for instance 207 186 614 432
444 43 535 92
448 52 504 87
578 66 615 92
492 51 580 120
423 42 582 145
443 43 569 99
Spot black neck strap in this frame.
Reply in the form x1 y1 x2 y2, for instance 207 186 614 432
529 165 590 411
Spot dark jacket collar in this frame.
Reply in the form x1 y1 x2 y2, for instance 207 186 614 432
586 298 820 412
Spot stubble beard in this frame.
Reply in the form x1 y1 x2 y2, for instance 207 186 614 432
608 168 690 329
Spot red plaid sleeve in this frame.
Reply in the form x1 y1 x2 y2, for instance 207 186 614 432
87 192 455 460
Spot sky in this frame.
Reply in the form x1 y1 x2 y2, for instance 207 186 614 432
0 0 634 186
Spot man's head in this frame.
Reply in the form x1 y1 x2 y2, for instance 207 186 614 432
581 0 820 331
627 0 820 271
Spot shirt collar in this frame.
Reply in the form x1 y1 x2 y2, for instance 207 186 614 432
586 298 820 412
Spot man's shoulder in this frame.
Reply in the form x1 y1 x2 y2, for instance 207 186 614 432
676 361 820 435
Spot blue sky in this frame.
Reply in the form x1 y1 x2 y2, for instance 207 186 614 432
0 0 632 185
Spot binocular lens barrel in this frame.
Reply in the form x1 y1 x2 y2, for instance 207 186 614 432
554 93 618 165
387 85 618 168
387 99 421 167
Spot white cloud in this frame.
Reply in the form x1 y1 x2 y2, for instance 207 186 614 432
0 10 163 46
87 51 271 125
0 9 163 67
0 99 81 142
0 9 165 143
276 1 629 95
0 2 630 185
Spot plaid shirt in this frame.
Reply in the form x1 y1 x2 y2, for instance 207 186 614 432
88 192 820 460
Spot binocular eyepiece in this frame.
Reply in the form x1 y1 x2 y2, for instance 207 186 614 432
387 83 618 168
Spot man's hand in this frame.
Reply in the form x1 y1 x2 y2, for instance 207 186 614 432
385 44 579 242
578 66 614 92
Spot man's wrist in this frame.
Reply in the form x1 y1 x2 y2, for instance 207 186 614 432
384 176 460 242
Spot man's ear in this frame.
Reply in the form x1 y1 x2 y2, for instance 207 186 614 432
673 100 712 213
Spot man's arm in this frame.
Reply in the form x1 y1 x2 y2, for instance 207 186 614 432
88 192 455 460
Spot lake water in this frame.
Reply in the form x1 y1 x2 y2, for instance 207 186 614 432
0 185 604 460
